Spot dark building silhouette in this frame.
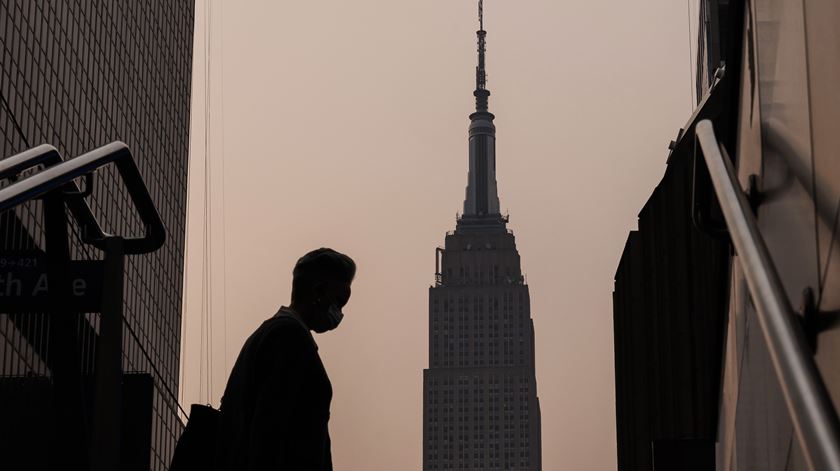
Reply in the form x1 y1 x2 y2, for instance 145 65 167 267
0 1 194 470
423 6 542 470
611 2 743 468
614 0 840 469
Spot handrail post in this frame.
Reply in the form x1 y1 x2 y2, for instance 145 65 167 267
44 191 89 469
696 119 840 471
91 237 125 471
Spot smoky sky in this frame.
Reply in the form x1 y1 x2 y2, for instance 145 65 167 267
181 1 700 469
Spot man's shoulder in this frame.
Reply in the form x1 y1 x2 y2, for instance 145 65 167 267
257 315 307 338
254 315 314 351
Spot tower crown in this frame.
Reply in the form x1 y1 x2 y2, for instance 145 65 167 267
460 0 504 229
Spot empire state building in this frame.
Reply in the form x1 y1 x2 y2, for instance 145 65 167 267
423 3 542 470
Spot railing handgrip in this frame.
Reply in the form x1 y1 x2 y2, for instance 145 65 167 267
0 142 165 254
0 144 107 245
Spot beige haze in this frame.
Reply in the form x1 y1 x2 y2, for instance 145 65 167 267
180 1 701 469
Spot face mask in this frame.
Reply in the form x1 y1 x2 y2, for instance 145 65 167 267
323 303 344 331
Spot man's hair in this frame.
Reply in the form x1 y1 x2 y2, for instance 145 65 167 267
291 248 356 301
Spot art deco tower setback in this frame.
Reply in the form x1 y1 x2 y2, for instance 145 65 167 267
423 3 542 470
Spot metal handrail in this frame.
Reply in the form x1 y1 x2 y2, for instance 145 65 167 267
696 119 840 471
0 142 165 254
0 144 62 178
0 144 108 247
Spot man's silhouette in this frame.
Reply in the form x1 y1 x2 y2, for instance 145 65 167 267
216 248 355 470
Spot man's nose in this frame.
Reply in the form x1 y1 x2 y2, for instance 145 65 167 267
339 290 351 307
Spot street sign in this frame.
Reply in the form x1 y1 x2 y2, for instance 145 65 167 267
0 252 105 313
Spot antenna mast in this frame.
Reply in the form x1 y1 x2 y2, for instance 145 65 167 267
476 0 487 92
475 0 490 111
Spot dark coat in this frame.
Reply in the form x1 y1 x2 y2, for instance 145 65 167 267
217 310 333 471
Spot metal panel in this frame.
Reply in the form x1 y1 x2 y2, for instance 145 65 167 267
800 0 840 436
752 0 819 306
733 300 794 471
800 0 840 307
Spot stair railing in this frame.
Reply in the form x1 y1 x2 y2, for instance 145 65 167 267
0 144 106 246
0 141 166 471
695 119 840 471
0 141 164 254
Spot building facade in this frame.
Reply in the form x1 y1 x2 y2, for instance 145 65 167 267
0 1 194 469
613 0 840 469
423 9 542 471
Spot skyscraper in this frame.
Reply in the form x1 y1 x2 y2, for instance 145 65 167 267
0 1 194 469
423 3 542 470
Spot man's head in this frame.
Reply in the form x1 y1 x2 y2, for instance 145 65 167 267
290 248 356 333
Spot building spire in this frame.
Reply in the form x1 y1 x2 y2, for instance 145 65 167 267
475 0 490 112
460 0 502 226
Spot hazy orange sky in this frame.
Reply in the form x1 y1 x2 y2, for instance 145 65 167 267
180 1 701 469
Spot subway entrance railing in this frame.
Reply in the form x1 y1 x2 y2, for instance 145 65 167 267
0 143 166 471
